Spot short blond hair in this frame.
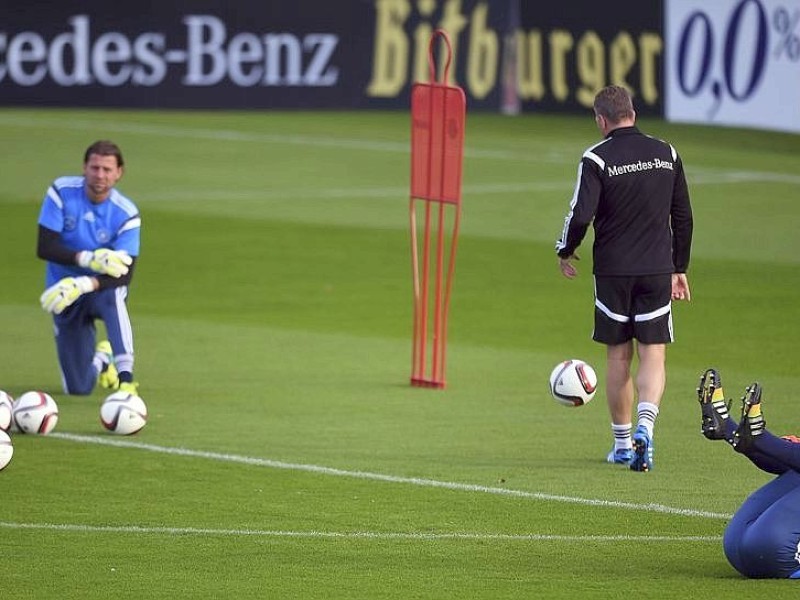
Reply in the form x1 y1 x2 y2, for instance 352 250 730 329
593 86 634 124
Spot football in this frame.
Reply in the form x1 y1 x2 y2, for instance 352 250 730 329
0 430 12 470
0 391 13 432
549 359 598 407
12 391 59 434
100 391 148 435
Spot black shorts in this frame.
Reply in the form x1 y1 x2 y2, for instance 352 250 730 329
592 274 673 345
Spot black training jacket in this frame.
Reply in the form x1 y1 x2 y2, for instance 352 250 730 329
555 126 693 276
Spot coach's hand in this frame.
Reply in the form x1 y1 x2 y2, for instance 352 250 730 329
671 273 691 301
77 248 132 278
40 276 96 314
559 254 579 279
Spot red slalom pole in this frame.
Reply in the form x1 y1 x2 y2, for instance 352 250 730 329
409 29 466 389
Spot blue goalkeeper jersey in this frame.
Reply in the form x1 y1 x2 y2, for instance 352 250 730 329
38 176 141 287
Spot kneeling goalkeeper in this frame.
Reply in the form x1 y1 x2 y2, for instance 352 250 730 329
36 140 141 396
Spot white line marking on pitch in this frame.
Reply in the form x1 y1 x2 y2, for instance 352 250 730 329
0 114 550 162
2 114 799 184
50 433 733 521
152 181 576 203
0 521 720 542
151 170 790 205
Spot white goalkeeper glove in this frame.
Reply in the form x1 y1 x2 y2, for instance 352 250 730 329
77 248 132 278
40 276 95 315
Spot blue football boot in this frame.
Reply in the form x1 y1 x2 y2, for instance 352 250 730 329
606 447 634 465
630 425 654 472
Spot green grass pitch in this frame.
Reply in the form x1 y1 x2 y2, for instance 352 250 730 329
0 107 799 598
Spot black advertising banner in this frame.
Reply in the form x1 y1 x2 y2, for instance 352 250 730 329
0 1 372 109
368 0 515 110
0 0 513 110
516 2 663 115
0 1 662 115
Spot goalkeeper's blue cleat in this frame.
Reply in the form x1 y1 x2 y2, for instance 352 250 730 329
96 340 119 390
732 383 764 453
119 381 140 395
630 426 654 472
606 447 634 465
697 368 730 441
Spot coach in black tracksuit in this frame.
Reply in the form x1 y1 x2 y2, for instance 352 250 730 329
556 85 693 472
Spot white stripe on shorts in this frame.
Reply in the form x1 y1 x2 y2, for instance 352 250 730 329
634 302 671 322
594 299 630 323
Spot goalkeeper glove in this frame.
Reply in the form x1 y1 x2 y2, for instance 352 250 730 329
40 276 95 315
77 248 132 278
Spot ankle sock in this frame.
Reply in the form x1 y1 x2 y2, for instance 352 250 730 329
611 423 632 450
637 402 659 438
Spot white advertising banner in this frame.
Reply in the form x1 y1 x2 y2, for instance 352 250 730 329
665 0 800 133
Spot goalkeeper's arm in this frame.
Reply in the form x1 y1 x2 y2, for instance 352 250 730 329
37 225 79 265
95 259 136 290
37 225 136 288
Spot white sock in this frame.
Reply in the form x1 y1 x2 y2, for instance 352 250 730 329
637 402 659 438
611 423 632 450
92 353 105 375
